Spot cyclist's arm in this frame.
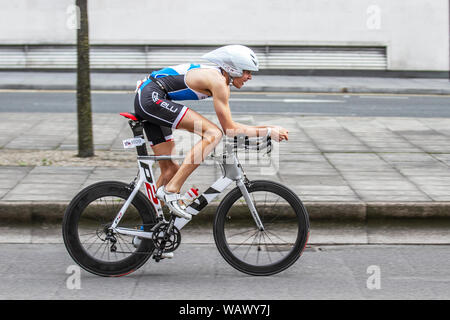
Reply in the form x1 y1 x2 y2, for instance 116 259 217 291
211 82 271 137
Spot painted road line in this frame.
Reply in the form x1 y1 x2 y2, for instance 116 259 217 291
209 98 347 103
358 95 409 99
283 98 345 103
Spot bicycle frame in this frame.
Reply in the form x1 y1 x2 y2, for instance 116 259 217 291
111 115 270 240
111 152 265 240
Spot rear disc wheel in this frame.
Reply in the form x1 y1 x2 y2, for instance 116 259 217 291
62 181 157 277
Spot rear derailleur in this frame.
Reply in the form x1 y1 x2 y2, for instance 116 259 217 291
103 227 118 253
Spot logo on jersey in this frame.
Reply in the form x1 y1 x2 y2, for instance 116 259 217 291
151 92 178 113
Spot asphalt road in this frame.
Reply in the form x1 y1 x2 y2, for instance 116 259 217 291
1 243 449 300
1 90 450 117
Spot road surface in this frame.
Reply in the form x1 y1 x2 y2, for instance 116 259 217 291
0 243 448 300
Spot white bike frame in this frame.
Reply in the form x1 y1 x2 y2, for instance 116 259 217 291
111 153 265 241
110 120 271 240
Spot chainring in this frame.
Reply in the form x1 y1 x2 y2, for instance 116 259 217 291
151 223 181 253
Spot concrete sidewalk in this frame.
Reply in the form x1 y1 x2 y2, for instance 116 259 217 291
0 71 449 95
1 112 450 223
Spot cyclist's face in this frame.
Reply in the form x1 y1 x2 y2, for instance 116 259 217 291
232 70 252 89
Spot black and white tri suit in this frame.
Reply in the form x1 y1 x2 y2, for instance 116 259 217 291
134 63 220 146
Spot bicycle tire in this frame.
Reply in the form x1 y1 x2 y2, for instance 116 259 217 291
213 180 309 276
62 181 157 277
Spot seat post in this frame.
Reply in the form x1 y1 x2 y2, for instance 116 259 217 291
128 120 149 156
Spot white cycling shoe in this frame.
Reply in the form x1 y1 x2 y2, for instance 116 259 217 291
156 186 192 220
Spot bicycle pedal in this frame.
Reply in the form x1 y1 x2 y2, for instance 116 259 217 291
152 251 174 262
161 252 174 259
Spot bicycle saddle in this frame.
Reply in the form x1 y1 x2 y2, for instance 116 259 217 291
119 112 146 122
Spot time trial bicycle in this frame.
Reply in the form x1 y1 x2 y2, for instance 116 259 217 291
62 112 310 276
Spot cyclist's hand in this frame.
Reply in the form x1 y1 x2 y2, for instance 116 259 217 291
270 126 289 142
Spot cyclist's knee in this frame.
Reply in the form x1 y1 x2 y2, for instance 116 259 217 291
203 126 223 145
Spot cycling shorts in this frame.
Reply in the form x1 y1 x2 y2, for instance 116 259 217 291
134 82 189 146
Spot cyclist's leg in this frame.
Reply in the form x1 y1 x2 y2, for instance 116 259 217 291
152 141 179 188
165 108 222 194
135 87 186 188
142 122 179 188
135 87 222 195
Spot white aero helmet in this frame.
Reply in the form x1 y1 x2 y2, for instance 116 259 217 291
201 45 259 78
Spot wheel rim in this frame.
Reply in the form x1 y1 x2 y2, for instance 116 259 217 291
222 189 301 268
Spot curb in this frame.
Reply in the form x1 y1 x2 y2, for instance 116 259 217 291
1 84 450 95
1 201 450 224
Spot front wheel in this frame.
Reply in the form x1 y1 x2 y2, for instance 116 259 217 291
62 181 157 277
213 180 309 276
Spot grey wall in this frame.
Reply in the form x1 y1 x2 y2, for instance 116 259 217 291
0 0 448 72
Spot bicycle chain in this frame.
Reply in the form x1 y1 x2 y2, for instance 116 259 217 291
102 221 181 255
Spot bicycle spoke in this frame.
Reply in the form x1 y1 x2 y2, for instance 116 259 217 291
99 241 109 260
117 233 134 253
78 230 98 237
229 229 259 253
265 229 294 245
80 232 99 245
262 192 268 222
261 232 273 264
268 196 281 215
262 231 288 258
256 232 263 265
242 229 260 261
225 227 258 239
84 235 104 252
116 239 128 260
76 194 143 262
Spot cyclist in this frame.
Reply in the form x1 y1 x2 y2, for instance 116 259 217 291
134 45 289 220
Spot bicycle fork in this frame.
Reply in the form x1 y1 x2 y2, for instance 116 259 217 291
222 154 265 231
236 179 265 231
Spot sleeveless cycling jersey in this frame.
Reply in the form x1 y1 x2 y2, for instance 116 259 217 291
134 63 221 146
139 63 220 101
